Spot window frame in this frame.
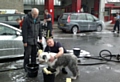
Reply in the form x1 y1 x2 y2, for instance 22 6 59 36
78 14 87 20
0 25 16 35
70 14 78 20
7 15 20 21
86 14 94 21
0 16 7 21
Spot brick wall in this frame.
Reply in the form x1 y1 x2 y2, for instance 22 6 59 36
0 0 24 12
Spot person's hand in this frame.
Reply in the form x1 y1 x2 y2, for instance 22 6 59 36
39 39 42 43
24 43 27 47
49 55 55 62
44 19 47 23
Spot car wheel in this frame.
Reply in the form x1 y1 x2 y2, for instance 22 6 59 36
72 26 78 33
62 29 66 32
96 25 102 32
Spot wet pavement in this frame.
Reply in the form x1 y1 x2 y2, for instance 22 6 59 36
1 26 120 82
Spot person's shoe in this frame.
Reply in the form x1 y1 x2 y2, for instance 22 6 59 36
117 31 119 34
61 68 68 74
112 30 115 32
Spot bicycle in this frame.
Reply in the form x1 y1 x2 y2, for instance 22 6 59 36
99 49 120 62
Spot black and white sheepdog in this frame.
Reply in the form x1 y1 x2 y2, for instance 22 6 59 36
38 50 80 80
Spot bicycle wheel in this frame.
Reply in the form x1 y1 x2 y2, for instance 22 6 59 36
99 50 112 61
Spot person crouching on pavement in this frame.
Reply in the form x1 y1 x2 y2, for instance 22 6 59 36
44 37 68 74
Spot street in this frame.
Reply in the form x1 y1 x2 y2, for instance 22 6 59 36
1 26 120 82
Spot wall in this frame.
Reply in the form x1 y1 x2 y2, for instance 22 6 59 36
33 5 44 20
81 0 94 13
54 6 64 21
0 0 24 12
62 0 72 7
24 5 44 19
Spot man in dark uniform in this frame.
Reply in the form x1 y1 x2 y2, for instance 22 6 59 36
22 8 42 71
112 13 120 33
44 9 53 37
44 37 68 74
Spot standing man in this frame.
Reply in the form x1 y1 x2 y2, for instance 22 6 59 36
44 9 53 38
44 37 68 74
112 13 120 33
22 8 42 71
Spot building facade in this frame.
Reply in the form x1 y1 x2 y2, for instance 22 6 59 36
0 0 24 12
0 0 119 23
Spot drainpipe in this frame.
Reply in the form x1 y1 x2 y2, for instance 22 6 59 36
99 0 105 21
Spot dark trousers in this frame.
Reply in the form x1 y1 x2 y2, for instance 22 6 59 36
46 23 53 38
46 29 52 38
113 20 120 32
23 45 37 70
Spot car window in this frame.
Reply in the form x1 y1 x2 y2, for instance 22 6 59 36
60 14 68 20
78 14 86 20
0 16 6 21
86 14 94 21
8 16 20 21
0 25 16 35
70 15 78 20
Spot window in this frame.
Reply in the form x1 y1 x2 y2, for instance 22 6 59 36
0 16 6 21
86 14 94 21
0 25 16 35
70 15 78 20
78 14 86 20
60 14 68 20
8 16 20 21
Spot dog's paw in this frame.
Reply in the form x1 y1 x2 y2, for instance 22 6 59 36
71 76 77 80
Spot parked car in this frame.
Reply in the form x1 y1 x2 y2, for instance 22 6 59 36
58 13 104 33
0 23 46 60
0 14 26 28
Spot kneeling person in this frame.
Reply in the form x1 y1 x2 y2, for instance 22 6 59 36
44 37 68 74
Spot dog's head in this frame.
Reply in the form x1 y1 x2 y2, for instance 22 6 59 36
38 50 51 62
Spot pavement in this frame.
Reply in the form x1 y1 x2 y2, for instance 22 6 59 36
105 24 114 31
1 22 120 82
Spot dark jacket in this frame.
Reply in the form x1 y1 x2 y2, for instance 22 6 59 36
44 41 67 53
22 13 42 45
